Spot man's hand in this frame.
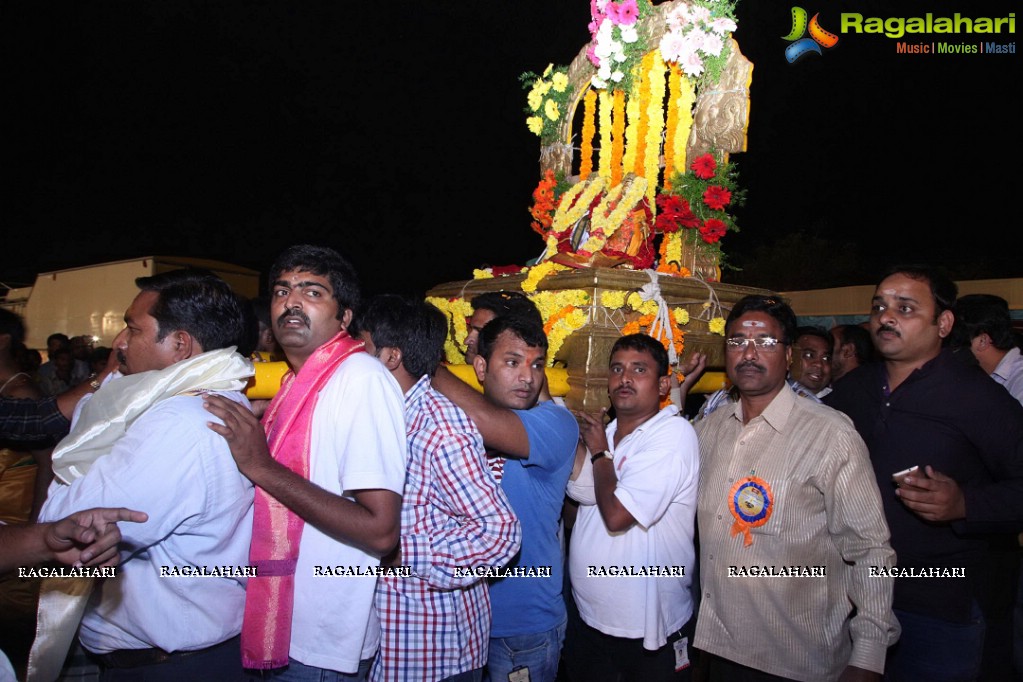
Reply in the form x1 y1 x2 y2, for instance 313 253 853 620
204 394 272 479
679 352 708 395
46 508 148 567
895 465 966 522
576 409 610 455
837 665 880 682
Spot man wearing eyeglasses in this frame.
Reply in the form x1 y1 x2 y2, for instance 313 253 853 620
693 295 898 681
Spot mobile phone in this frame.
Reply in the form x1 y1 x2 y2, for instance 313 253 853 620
892 465 920 486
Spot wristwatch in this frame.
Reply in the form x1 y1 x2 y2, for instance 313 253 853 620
590 449 613 465
87 373 103 391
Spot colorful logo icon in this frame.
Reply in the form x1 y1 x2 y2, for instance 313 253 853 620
783 7 839 63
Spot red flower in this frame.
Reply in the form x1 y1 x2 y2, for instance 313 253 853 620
690 154 717 180
699 218 727 243
655 195 697 234
702 185 732 211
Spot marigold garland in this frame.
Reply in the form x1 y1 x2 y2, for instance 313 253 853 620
600 290 627 309
473 268 494 279
631 53 653 178
522 261 570 293
674 74 696 177
598 90 613 180
582 175 648 256
709 316 726 335
644 50 666 207
611 89 626 187
663 65 681 191
580 90 597 181
425 296 475 364
622 86 641 180
550 176 606 236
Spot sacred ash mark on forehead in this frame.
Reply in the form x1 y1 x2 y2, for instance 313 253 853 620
741 320 767 328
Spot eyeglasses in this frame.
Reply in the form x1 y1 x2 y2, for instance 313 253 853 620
725 337 782 352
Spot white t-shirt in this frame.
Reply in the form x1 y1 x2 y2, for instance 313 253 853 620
288 352 407 673
567 405 699 650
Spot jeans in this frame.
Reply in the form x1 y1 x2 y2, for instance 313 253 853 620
885 604 985 682
247 657 373 682
486 617 566 682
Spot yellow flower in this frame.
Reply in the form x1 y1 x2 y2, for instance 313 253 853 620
526 116 544 136
601 291 627 309
673 308 690 325
473 268 494 280
535 79 552 97
522 262 565 292
551 72 569 93
545 99 560 122
709 317 726 335
527 87 544 112
542 63 553 78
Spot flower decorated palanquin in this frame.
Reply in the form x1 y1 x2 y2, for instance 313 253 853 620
426 0 772 413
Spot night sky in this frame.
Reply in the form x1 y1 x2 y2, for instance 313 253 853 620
5 0 1019 299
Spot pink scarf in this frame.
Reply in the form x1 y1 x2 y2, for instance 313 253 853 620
241 330 365 669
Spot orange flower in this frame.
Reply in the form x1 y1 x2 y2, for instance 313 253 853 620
611 89 626 187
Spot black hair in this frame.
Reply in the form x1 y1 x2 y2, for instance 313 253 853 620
794 325 833 352
47 333 69 347
269 244 361 320
610 333 669 377
477 315 548 362
249 295 272 329
235 294 260 358
354 295 447 378
725 295 799 346
0 308 26 347
881 264 958 318
833 324 873 364
953 294 1016 351
135 268 247 353
471 291 543 328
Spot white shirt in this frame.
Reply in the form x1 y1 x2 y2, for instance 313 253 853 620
566 405 699 650
992 346 1023 405
288 352 407 673
40 391 254 654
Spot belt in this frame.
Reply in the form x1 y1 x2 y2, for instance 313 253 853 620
94 635 239 669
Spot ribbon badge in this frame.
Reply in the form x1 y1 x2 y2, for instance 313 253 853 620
729 476 774 546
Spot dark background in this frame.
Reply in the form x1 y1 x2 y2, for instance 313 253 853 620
4 0 1019 297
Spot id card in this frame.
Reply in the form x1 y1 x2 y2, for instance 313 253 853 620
508 667 530 682
673 636 690 671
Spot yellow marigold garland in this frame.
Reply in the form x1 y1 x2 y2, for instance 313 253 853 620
425 296 474 364
522 261 569 293
656 232 691 277
581 176 648 256
674 73 696 179
580 89 597 181
622 83 641 181
600 290 627 309
626 292 659 316
709 317 726 335
631 53 653 178
550 176 606 236
473 268 494 279
598 90 613 180
673 307 690 326
644 51 667 207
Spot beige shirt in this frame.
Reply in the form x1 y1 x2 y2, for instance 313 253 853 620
694 386 899 681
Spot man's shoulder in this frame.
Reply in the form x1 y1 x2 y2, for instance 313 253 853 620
515 400 577 433
142 391 249 433
409 383 480 437
318 351 402 400
635 405 695 441
788 391 858 433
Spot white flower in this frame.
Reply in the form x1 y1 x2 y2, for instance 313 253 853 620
711 17 737 34
702 32 724 57
610 40 627 62
598 63 613 81
594 37 615 60
685 30 707 53
592 75 608 89
610 70 625 83
690 5 711 24
660 32 687 62
680 50 705 77
619 25 638 43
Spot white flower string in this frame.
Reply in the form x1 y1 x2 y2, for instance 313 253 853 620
638 269 678 365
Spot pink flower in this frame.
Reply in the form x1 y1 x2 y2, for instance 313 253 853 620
616 0 639 25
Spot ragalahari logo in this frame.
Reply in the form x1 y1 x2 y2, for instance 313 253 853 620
783 7 839 62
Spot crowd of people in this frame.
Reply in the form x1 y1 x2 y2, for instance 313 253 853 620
0 249 1021 682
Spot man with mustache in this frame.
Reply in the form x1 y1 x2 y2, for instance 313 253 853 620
827 267 1023 681
38 268 256 680
695 294 898 681
205 244 405 680
565 333 699 681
